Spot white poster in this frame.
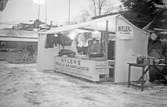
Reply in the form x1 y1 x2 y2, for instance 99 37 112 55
117 25 134 39
54 56 109 81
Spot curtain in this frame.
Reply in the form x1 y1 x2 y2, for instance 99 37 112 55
45 33 73 48
45 34 55 48
57 33 72 46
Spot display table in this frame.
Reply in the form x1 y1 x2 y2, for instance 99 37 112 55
54 56 109 82
128 63 167 91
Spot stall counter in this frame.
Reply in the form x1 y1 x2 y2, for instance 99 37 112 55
54 56 109 81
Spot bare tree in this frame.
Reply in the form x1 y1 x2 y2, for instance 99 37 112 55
80 0 121 22
65 16 83 25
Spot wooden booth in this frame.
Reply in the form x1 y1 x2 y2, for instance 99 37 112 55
0 29 38 63
37 14 148 82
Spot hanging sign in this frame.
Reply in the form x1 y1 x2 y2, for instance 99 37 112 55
117 25 134 39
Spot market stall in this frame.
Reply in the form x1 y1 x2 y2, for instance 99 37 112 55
37 14 148 82
0 29 38 63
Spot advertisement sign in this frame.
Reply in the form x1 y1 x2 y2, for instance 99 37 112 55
117 25 134 39
95 62 109 74
54 57 109 81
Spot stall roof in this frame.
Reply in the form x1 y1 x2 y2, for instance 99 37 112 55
0 29 38 42
0 29 38 39
40 14 147 34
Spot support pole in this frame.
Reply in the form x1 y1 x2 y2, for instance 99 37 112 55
45 0 47 24
38 5 40 21
104 20 109 60
38 5 40 29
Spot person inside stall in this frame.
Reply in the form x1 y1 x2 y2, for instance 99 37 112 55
88 38 103 58
0 42 6 52
148 33 167 82
75 32 92 55
76 33 85 54
148 33 166 58
27 45 34 60
83 32 92 55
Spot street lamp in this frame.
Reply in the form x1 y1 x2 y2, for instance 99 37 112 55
34 0 44 19
68 0 71 24
34 0 44 29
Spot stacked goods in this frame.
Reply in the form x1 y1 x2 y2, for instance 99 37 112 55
136 56 165 65
136 56 146 64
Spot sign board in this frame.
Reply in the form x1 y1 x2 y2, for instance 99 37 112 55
54 56 109 81
117 25 134 39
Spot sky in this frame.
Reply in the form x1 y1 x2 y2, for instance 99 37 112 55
0 0 121 28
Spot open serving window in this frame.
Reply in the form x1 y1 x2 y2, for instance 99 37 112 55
44 28 116 81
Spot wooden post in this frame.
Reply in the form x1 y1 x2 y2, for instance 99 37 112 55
104 20 109 60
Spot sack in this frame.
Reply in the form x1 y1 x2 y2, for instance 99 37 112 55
58 49 76 57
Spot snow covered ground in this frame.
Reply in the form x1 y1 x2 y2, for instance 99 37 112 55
0 61 167 107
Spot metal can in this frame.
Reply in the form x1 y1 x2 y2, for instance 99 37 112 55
144 58 149 65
